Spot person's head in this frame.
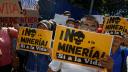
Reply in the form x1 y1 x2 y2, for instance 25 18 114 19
49 20 56 31
66 18 75 28
64 11 71 18
121 38 128 47
80 15 99 32
37 20 51 30
74 20 80 28
112 36 123 54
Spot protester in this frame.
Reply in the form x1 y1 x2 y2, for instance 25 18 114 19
49 20 57 40
63 11 71 18
80 16 128 72
66 18 75 28
25 20 51 72
48 15 128 72
74 20 80 29
48 15 102 72
0 25 18 72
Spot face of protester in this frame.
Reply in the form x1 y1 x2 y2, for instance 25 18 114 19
123 38 128 47
112 36 123 54
37 24 48 30
66 21 75 28
80 19 97 32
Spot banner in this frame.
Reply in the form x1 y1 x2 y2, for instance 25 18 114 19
52 25 113 68
0 0 23 17
17 27 52 55
103 16 128 38
0 17 38 24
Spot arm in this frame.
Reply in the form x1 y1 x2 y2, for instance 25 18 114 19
100 56 113 72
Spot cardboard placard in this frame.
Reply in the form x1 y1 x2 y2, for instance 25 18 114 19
17 27 52 55
103 16 128 38
52 25 113 68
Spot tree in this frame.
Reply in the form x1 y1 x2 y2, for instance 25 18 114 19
68 0 128 16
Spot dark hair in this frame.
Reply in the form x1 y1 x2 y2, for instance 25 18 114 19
37 23 42 28
66 18 75 24
81 15 99 28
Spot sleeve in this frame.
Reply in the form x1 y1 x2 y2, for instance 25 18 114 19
49 60 62 71
0 49 2 56
9 27 18 38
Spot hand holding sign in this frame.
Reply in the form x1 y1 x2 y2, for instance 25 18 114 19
100 55 114 72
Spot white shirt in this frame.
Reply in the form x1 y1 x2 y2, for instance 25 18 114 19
49 60 102 72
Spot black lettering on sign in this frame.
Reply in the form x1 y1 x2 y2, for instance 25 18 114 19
56 53 102 67
20 37 48 46
60 30 64 40
75 47 82 55
89 47 94 57
82 48 89 56
106 25 119 30
107 17 121 24
88 41 95 44
64 28 75 42
58 42 66 52
74 31 85 45
22 28 36 37
67 44 76 54
101 52 105 58
105 25 127 33
58 42 106 59
59 28 85 45
92 51 100 59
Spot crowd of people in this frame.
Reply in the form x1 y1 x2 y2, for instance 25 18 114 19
0 10 128 72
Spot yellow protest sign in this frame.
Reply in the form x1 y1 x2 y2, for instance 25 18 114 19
17 27 52 55
52 25 113 68
0 0 23 17
103 16 128 38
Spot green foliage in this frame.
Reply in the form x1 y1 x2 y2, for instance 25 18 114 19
68 0 128 15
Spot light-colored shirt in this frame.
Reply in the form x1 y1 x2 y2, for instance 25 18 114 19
49 60 102 72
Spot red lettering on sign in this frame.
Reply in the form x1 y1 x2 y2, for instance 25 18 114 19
0 4 4 13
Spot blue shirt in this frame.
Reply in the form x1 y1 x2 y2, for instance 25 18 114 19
111 47 128 72
26 52 51 72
